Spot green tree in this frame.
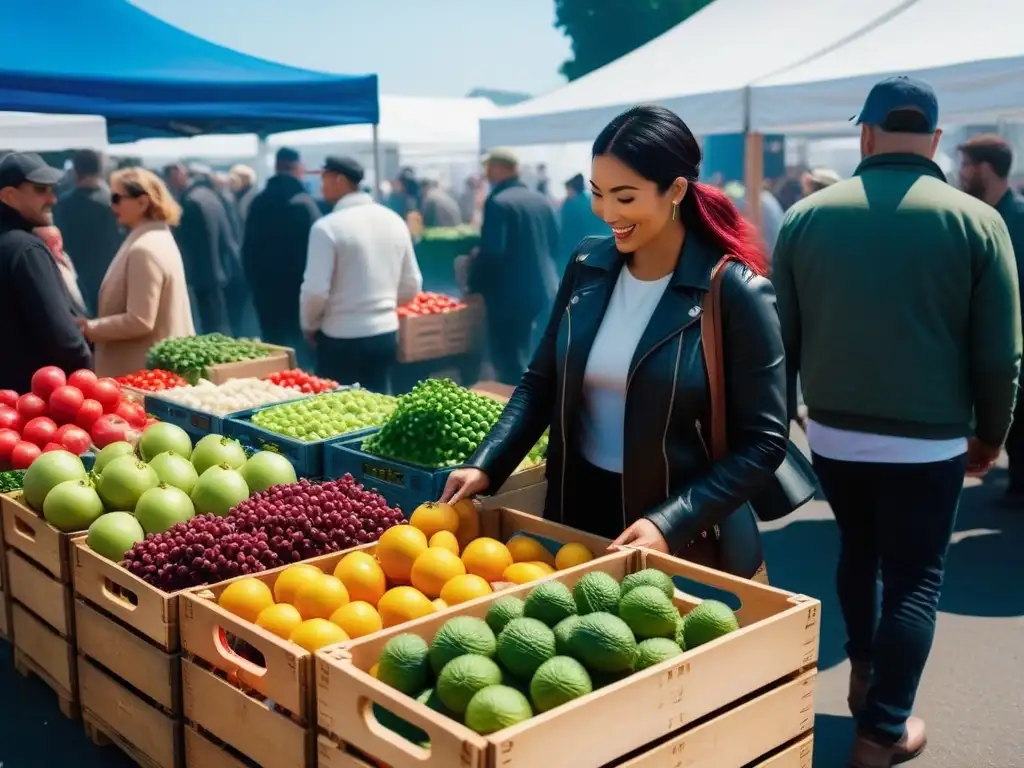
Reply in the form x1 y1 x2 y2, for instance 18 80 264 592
555 0 716 81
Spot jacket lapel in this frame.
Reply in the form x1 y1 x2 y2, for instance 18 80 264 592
627 233 720 382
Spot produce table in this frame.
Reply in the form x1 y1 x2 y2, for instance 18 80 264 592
415 229 479 296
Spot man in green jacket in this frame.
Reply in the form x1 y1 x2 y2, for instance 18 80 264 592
957 133 1024 502
772 77 1021 768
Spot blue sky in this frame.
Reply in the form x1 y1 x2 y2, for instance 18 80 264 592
131 0 572 98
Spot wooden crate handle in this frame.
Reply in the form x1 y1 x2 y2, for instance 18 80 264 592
637 548 799 604
11 514 38 543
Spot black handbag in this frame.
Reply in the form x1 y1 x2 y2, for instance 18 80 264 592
702 258 819 522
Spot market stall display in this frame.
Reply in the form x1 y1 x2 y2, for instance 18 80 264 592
177 502 608 768
415 225 480 295
225 388 397 478
327 379 546 510
0 366 150 469
397 292 481 363
113 368 190 392
146 333 294 384
262 368 340 395
317 548 820 768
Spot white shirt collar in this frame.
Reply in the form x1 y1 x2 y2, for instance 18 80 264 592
333 192 374 212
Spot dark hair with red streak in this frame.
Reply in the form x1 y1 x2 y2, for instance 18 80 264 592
592 104 767 276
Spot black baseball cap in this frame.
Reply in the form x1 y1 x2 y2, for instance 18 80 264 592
323 156 364 184
0 152 63 189
853 76 939 132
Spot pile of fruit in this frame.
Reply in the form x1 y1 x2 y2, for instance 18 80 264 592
146 334 273 383
397 292 466 318
263 369 339 395
0 366 152 469
114 369 190 392
152 377 301 417
373 570 739 740
0 469 25 493
420 225 478 242
210 500 597 654
127 474 402 591
19 423 297 556
250 389 396 443
363 379 546 469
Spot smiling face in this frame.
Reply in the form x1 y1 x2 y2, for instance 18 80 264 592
589 153 686 253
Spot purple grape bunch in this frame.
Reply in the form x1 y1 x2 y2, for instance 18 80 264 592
123 476 405 591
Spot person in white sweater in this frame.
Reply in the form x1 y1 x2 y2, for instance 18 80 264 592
300 156 422 393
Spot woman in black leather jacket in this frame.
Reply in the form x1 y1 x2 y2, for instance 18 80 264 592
442 106 789 578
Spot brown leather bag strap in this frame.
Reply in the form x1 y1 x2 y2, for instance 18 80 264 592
701 257 733 462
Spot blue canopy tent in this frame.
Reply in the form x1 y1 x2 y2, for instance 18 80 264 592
0 0 380 175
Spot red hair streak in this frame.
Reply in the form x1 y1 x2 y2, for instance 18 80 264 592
689 182 768 276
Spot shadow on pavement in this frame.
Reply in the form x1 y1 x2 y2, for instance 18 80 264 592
811 713 856 767
940 469 1024 618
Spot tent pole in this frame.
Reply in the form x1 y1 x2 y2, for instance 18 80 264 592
372 123 382 201
741 86 763 234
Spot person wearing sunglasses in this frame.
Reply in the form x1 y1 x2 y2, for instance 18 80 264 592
76 167 194 377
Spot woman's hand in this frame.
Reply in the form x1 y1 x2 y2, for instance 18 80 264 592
74 317 92 339
610 518 669 553
440 468 491 504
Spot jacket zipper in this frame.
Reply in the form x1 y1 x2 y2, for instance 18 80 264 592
694 419 721 541
622 312 702 529
559 301 573 525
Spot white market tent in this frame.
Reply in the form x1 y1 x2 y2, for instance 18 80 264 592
0 112 107 151
109 95 498 165
481 0 1024 148
749 0 1024 133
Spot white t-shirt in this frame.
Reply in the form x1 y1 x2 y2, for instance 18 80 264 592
581 267 672 472
300 193 423 339
806 420 966 464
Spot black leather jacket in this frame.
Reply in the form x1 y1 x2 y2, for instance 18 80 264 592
468 234 789 577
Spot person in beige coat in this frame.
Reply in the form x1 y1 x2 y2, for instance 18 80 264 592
77 167 195 377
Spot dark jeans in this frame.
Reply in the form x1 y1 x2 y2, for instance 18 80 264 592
316 331 397 394
487 310 536 386
812 453 965 744
1005 414 1024 493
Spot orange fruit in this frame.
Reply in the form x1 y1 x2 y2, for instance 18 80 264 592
528 561 556 575
506 535 555 566
432 598 449 611
439 574 493 606
218 578 274 623
555 542 594 570
461 537 514 582
272 564 324 605
375 525 429 584
429 530 460 555
377 586 436 628
333 551 387 605
329 601 383 639
452 498 481 550
410 547 467 598
289 618 349 653
409 502 460 539
293 575 350 620
502 562 549 585
255 603 303 640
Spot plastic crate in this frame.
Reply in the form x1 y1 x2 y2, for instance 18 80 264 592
143 393 225 441
323 435 545 513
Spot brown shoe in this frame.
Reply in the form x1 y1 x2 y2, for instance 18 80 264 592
849 717 928 767
848 661 870 717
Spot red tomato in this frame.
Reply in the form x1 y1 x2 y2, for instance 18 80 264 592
0 390 18 408
90 414 134 448
11 441 41 469
68 369 98 399
75 399 104 430
115 401 147 428
49 385 85 424
93 378 122 413
31 366 67 401
42 442 67 454
0 405 22 432
16 393 47 421
0 428 20 466
22 416 58 448
55 424 91 455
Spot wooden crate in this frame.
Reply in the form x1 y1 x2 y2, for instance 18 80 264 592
178 506 610 768
315 548 821 768
11 602 78 719
752 733 814 767
205 344 296 385
1 491 79 582
79 654 184 768
0 588 9 641
398 313 448 363
7 548 74 635
184 724 254 768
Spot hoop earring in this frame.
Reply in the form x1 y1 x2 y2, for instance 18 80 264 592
671 202 679 221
